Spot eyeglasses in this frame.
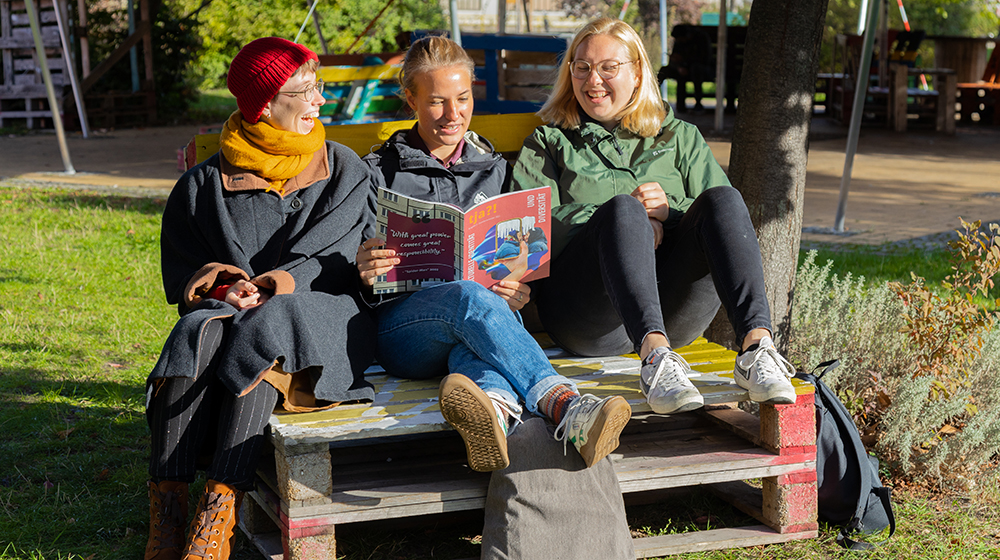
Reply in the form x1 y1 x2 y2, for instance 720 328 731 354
278 80 326 102
569 60 637 80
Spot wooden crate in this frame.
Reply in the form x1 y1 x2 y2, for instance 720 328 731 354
240 339 819 559
0 0 66 128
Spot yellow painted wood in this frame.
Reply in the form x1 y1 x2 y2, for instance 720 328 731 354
188 113 544 166
316 64 400 82
267 340 815 438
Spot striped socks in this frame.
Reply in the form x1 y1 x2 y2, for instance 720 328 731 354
538 385 580 425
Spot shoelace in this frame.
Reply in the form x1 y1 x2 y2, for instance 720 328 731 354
645 348 692 392
553 394 601 455
186 493 232 558
747 344 796 382
150 487 185 550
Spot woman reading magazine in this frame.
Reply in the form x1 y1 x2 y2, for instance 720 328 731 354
357 35 630 472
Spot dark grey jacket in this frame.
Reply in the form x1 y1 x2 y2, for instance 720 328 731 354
148 141 377 402
362 126 510 212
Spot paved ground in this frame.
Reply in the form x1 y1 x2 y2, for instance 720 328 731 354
2 116 998 249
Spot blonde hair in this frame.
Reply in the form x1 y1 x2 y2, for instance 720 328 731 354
268 59 320 102
293 59 320 78
538 18 666 137
399 36 476 98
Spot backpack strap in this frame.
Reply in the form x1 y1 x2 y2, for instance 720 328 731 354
838 487 896 549
813 359 840 380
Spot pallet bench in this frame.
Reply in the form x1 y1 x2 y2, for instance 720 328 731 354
239 339 818 559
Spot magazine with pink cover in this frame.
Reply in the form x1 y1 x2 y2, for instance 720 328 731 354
373 187 551 294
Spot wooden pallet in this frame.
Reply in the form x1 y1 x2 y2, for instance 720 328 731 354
0 0 65 129
240 339 818 559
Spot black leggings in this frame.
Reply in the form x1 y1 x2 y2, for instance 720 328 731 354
146 319 279 491
535 186 772 356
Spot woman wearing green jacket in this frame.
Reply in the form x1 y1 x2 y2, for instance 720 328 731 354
510 17 797 415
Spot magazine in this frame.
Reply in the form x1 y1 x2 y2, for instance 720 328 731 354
372 187 552 294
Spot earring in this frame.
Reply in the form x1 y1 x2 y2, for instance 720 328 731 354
262 110 271 119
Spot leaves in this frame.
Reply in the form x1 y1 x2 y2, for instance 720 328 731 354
889 218 1000 409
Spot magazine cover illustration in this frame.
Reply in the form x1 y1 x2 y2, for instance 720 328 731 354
465 211 549 288
374 187 550 294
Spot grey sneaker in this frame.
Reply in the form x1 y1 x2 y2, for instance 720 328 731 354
439 374 509 472
733 336 797 404
553 394 631 468
640 347 704 414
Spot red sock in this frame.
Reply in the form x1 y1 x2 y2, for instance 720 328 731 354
538 385 579 424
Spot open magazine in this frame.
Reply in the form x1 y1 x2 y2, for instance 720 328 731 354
373 187 552 294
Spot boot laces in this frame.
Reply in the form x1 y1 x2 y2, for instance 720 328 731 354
186 492 232 558
150 486 185 550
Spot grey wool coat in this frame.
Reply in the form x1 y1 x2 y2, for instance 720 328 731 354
148 141 377 403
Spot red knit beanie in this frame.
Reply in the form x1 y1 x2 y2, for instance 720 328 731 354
227 37 319 124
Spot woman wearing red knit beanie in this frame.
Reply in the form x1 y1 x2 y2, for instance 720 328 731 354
144 37 377 560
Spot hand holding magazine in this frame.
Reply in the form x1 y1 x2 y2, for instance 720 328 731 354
373 187 552 294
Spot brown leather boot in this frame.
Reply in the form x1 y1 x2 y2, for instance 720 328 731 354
145 480 189 560
182 480 243 560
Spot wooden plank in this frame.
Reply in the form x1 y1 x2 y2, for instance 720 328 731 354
633 525 817 558
263 424 813 522
0 83 47 97
504 67 557 85
316 64 399 83
504 86 551 102
503 50 562 66
187 113 544 168
78 20 150 93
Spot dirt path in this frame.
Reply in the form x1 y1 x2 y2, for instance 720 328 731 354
2 119 998 247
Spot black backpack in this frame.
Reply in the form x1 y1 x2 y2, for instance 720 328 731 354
795 359 896 549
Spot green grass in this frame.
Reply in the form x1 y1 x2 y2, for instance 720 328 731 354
185 88 239 125
799 244 954 287
1 183 998 559
0 187 173 559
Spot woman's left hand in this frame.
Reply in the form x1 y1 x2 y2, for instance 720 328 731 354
631 182 670 222
491 280 531 312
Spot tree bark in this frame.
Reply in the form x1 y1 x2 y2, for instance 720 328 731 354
703 0 829 352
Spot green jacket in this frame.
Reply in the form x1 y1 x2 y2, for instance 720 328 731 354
510 110 730 259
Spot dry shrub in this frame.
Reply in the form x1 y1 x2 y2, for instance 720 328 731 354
790 222 1000 484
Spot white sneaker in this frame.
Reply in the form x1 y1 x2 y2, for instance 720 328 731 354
640 347 704 414
553 394 631 468
733 336 797 404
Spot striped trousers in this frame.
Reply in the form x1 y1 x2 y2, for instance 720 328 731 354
146 319 278 491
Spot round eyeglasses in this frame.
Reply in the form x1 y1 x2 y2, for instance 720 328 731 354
279 80 326 102
569 60 637 80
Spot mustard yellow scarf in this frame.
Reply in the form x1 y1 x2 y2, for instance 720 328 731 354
219 111 326 194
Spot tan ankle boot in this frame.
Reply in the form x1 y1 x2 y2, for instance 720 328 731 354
182 480 243 560
145 480 189 560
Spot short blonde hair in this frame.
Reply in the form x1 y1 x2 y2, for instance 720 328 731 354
268 59 320 103
538 18 666 137
399 36 476 98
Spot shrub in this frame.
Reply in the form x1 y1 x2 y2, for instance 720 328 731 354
790 221 1000 484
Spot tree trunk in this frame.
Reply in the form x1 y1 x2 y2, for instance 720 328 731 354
703 0 829 353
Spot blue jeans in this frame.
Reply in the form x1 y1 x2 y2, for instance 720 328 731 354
375 281 574 414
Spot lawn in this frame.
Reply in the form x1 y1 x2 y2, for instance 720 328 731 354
1 184 998 559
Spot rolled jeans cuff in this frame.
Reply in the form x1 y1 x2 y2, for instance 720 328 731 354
524 375 578 416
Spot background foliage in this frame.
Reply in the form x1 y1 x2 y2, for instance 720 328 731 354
171 0 446 89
